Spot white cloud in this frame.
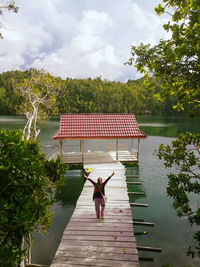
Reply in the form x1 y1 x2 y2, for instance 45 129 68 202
78 10 112 35
0 54 24 71
31 9 122 80
0 0 171 80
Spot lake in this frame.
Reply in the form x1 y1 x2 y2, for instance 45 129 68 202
0 115 199 267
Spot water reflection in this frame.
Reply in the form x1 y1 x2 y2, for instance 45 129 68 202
55 171 85 206
137 116 200 137
139 123 169 127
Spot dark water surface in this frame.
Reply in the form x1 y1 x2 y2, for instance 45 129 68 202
0 115 200 266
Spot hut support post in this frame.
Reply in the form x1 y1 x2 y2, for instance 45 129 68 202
59 140 63 158
125 142 127 151
131 139 134 155
116 139 118 161
80 140 84 163
108 139 110 152
137 139 140 161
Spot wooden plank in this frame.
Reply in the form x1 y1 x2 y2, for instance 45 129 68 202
63 230 134 237
69 218 133 224
26 265 48 267
128 192 145 196
65 225 134 232
74 205 131 208
71 214 133 220
54 250 139 262
133 221 154 227
67 221 133 228
78 195 129 200
51 262 139 267
61 234 136 243
58 239 137 249
51 257 139 267
127 182 142 185
56 244 138 254
73 208 132 216
130 203 148 207
137 246 162 252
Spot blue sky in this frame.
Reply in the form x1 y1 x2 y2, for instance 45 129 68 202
0 0 170 81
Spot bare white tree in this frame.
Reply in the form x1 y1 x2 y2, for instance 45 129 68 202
15 69 62 140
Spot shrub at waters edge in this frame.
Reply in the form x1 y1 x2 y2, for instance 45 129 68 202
0 129 66 266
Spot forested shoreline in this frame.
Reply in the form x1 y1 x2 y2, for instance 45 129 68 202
0 69 194 116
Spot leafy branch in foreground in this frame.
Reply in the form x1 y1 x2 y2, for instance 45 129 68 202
155 132 200 257
0 129 66 266
127 0 200 258
127 0 200 115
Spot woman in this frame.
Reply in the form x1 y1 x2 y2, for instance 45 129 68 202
84 171 114 219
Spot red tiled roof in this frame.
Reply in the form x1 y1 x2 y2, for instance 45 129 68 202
53 114 147 140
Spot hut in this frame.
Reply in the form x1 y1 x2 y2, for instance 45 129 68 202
52 114 147 166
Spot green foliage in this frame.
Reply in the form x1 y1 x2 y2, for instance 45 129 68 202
0 70 31 114
156 132 200 257
49 75 176 115
127 0 200 114
0 69 197 116
0 129 66 266
128 0 200 258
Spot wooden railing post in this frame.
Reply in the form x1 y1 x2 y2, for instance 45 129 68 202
137 139 140 161
108 139 110 152
131 139 134 155
125 142 127 151
81 140 84 163
116 139 118 161
59 140 63 159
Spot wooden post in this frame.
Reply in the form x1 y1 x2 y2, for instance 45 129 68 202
59 140 63 158
131 139 134 155
125 142 127 151
131 139 133 155
137 139 140 162
27 233 31 264
81 140 84 163
116 139 118 161
137 246 162 252
108 139 110 152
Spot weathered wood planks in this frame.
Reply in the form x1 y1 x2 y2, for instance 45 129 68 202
51 162 139 267
52 151 138 165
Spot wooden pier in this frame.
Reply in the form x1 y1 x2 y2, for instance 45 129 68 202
50 162 139 267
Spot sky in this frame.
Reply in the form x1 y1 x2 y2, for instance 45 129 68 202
0 0 170 81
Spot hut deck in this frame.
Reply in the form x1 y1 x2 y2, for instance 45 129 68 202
53 150 138 165
50 162 139 267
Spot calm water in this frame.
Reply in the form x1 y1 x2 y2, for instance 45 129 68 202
0 115 200 267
